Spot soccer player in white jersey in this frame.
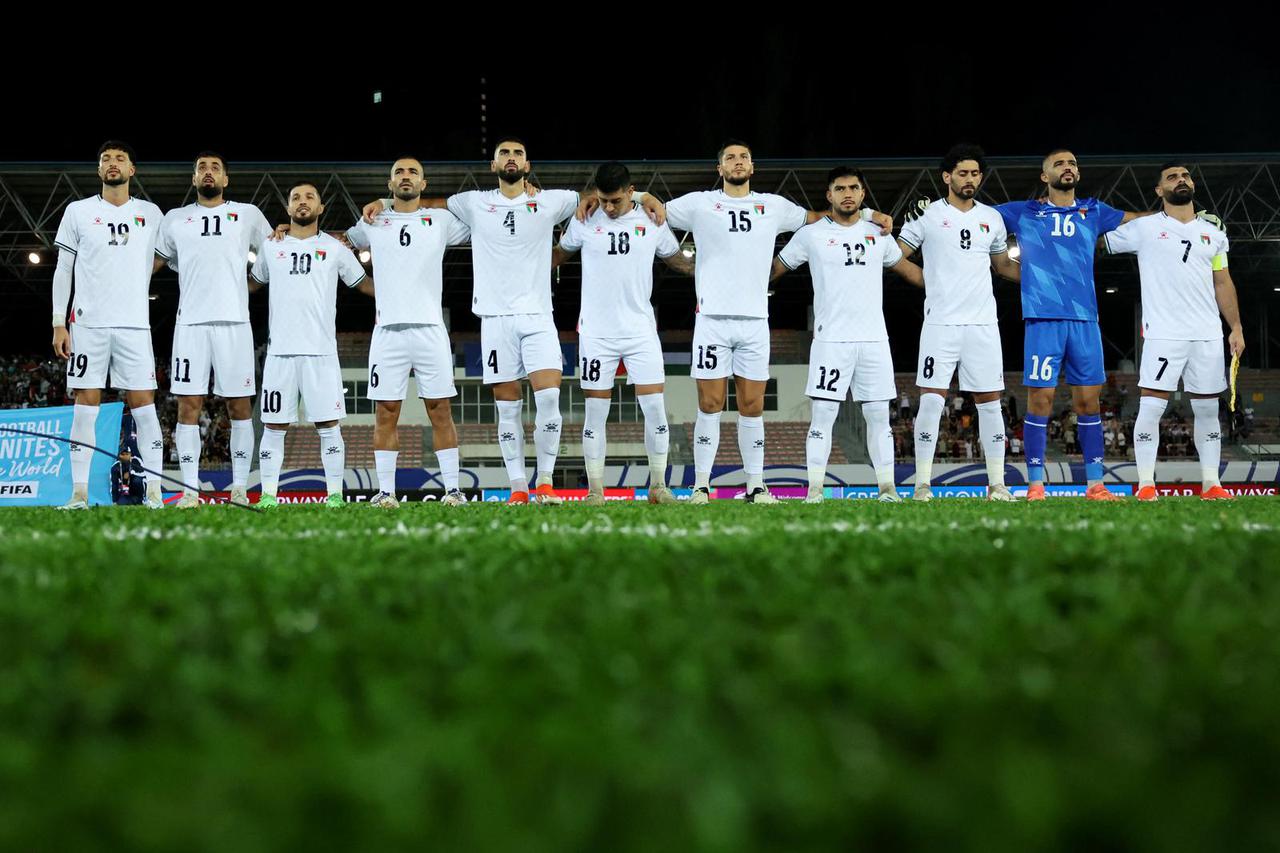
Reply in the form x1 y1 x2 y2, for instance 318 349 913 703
1103 163 1245 501
896 144 1022 502
630 140 893 505
361 137 663 505
155 152 272 507
772 166 925 503
553 162 694 506
347 158 471 509
251 182 373 509
51 141 166 509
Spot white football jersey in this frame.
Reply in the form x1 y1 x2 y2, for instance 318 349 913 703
446 188 578 317
251 233 366 356
53 195 164 328
155 200 272 325
664 190 807 318
347 208 469 327
561 204 680 338
1104 213 1230 341
897 199 1007 325
778 217 903 342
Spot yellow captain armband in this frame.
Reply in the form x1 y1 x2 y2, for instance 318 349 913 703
1212 253 1228 271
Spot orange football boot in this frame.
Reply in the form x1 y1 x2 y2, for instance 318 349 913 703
1086 483 1123 501
534 483 564 505
506 490 530 505
1200 485 1234 501
1136 485 1159 502
1026 483 1046 502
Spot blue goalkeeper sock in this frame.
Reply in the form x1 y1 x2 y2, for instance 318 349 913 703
1078 414 1104 485
1024 414 1048 484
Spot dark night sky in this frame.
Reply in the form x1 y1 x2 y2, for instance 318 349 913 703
5 45 1279 163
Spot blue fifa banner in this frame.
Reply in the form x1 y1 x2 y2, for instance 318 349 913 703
0 403 124 506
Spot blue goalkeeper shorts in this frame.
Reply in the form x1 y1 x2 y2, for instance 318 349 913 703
1023 319 1106 387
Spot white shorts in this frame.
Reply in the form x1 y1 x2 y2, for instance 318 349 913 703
368 323 456 401
480 314 563 384
66 325 156 391
579 333 666 391
259 354 347 424
915 323 1004 392
1140 338 1226 394
807 339 896 402
170 322 256 398
692 315 770 382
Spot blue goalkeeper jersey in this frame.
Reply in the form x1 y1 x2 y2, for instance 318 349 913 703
996 198 1125 322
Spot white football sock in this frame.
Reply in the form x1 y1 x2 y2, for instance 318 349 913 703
375 449 397 494
913 393 946 487
69 403 98 496
533 387 562 485
175 423 201 496
1191 398 1223 488
317 425 345 496
862 400 895 490
229 419 254 489
258 428 286 497
131 404 164 494
806 398 840 494
976 399 1007 488
738 415 766 491
1134 396 1167 487
693 409 721 490
582 396 610 493
495 399 526 491
637 392 670 487
435 447 460 492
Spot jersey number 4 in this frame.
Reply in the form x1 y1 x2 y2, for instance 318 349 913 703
503 212 516 235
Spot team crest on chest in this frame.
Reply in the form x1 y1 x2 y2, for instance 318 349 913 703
315 249 327 261
526 202 538 213
754 204 765 215
634 225 646 236
978 223 989 233
134 216 145 227
421 216 432 226
1200 234 1211 245
865 234 876 245
227 212 239 222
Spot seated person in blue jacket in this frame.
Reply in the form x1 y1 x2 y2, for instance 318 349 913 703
110 448 146 506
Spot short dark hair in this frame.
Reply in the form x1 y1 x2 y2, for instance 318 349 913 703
594 161 632 194
391 155 424 169
717 138 752 161
1043 147 1075 167
193 150 226 171
493 136 527 157
1157 161 1190 181
826 165 866 188
287 180 322 200
97 140 136 162
941 143 986 174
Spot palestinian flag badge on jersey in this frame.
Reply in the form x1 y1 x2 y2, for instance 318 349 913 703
315 249 328 261
133 216 146 227
1200 234 1212 245
227 212 239 222
754 204 765 215
865 234 876 246
979 223 990 233
635 225 646 237
421 216 433 226
526 201 538 213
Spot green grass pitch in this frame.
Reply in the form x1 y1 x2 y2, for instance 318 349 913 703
2 499 1279 852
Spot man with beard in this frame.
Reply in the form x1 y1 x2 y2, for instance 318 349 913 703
993 150 1223 501
360 137 664 504
628 140 894 505
51 141 166 509
771 166 924 503
346 157 471 509
155 152 272 507
251 182 373 509
896 144 1022 501
1102 164 1244 501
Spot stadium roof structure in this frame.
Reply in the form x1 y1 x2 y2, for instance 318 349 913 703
3 155 1279 365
